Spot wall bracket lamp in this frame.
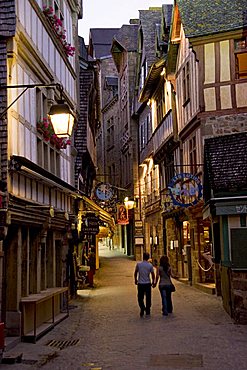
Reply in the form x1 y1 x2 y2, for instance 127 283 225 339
0 83 75 138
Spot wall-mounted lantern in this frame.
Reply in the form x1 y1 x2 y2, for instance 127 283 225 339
0 83 75 138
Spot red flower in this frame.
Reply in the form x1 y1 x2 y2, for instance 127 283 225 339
37 118 72 149
43 6 75 57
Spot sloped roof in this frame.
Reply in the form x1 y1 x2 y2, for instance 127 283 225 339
162 4 173 29
0 0 16 37
177 0 247 38
111 24 139 72
89 28 120 58
139 58 165 102
139 9 162 68
113 24 139 52
78 36 88 61
204 132 247 196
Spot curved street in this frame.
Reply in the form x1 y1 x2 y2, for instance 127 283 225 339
2 246 247 370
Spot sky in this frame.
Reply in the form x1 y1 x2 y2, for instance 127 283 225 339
78 0 173 44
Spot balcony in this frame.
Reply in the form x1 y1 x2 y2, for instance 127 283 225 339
153 110 173 155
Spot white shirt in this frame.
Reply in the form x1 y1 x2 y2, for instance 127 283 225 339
135 261 154 284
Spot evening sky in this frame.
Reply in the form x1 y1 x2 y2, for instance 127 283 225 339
78 0 172 44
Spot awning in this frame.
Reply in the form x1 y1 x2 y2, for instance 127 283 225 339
203 197 247 218
79 195 115 229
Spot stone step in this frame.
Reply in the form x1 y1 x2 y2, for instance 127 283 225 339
1 352 23 364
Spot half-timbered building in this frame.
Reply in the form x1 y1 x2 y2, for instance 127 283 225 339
0 0 82 342
165 0 247 322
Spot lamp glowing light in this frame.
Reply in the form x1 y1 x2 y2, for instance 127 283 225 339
124 197 135 210
48 100 74 138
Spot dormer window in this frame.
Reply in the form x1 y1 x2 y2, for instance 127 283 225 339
235 37 247 79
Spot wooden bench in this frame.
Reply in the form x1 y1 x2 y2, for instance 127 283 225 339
20 287 69 343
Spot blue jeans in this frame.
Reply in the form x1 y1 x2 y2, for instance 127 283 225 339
159 285 173 315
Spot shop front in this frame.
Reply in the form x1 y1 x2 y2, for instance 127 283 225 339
203 198 247 323
203 132 247 323
71 195 115 290
163 172 215 292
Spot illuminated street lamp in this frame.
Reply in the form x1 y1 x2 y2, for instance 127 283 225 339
124 197 135 210
0 83 75 138
48 85 75 138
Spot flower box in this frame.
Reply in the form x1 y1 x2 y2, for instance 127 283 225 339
37 118 71 150
43 6 75 57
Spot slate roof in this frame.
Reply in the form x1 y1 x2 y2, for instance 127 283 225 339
0 1 16 37
139 8 162 68
177 0 247 38
113 24 139 52
78 36 88 61
204 133 247 198
89 28 119 58
162 4 173 29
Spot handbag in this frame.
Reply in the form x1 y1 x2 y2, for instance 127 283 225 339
170 283 176 292
164 270 176 292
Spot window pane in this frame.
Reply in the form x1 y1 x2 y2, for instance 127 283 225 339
236 53 247 79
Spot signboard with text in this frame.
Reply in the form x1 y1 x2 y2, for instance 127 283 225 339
82 214 99 234
168 173 203 208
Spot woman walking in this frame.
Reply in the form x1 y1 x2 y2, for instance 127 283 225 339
155 255 175 316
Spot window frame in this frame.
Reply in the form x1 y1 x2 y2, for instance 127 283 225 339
182 61 190 106
189 135 197 174
234 37 247 80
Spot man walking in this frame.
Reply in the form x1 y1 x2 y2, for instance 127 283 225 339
134 252 155 317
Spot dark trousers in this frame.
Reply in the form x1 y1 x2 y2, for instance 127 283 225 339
137 283 152 314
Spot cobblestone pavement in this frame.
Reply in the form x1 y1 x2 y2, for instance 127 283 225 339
1 246 247 370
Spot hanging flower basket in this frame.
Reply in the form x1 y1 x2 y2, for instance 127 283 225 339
43 6 75 57
37 118 71 150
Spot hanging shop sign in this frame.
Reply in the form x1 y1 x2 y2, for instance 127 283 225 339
95 183 113 201
82 214 99 234
168 173 203 208
117 204 129 225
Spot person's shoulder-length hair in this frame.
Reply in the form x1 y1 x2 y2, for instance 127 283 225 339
160 255 170 271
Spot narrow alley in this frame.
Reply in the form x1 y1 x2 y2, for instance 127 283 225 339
2 247 247 370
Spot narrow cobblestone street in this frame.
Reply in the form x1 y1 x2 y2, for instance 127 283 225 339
2 246 247 370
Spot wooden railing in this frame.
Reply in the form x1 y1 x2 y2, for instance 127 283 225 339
153 110 173 155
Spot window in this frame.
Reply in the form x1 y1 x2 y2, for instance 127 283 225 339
139 113 152 151
43 0 64 22
36 88 47 122
106 117 114 150
146 113 152 141
156 88 165 125
189 136 197 174
182 62 190 105
141 59 147 89
164 153 174 188
235 37 247 79
139 122 145 151
36 89 60 176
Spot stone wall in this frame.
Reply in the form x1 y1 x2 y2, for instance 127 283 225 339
165 218 179 276
202 113 247 139
231 270 247 324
